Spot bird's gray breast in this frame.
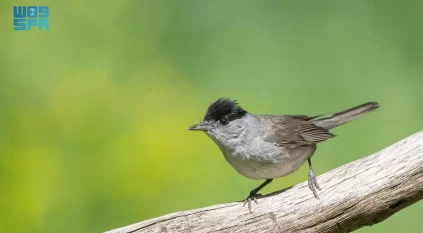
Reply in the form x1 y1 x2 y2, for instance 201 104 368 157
221 138 315 180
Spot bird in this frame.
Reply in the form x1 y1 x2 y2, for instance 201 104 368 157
188 98 379 213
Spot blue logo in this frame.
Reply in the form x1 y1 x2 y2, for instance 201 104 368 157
14 6 49 31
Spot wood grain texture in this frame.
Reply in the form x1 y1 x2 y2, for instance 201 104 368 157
106 131 423 233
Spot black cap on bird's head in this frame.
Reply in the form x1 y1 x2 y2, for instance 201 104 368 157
204 98 247 123
188 98 247 131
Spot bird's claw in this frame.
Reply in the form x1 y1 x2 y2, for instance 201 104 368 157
308 169 322 199
243 193 262 213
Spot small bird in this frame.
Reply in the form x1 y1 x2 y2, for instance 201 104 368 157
188 98 379 213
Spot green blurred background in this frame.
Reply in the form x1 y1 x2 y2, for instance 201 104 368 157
1 0 423 232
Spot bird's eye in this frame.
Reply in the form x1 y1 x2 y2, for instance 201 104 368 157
219 118 228 125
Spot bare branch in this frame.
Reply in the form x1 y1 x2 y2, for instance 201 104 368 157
106 131 423 233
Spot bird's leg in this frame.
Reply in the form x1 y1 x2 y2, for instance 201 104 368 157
308 158 322 199
243 179 273 213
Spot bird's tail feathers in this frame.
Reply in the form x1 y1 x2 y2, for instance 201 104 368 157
313 102 379 129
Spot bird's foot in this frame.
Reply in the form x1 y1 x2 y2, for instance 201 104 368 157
308 169 322 199
243 191 262 214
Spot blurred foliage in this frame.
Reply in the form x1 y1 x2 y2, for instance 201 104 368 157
1 0 423 232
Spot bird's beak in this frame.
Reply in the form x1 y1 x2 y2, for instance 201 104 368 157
188 122 211 131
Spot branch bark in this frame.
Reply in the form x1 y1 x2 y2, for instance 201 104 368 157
106 131 423 233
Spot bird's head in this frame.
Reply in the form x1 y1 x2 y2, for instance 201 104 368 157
188 98 248 137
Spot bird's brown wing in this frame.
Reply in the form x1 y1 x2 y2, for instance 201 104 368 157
282 114 322 121
259 115 335 148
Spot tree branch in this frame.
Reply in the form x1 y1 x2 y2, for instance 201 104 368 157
106 131 423 233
